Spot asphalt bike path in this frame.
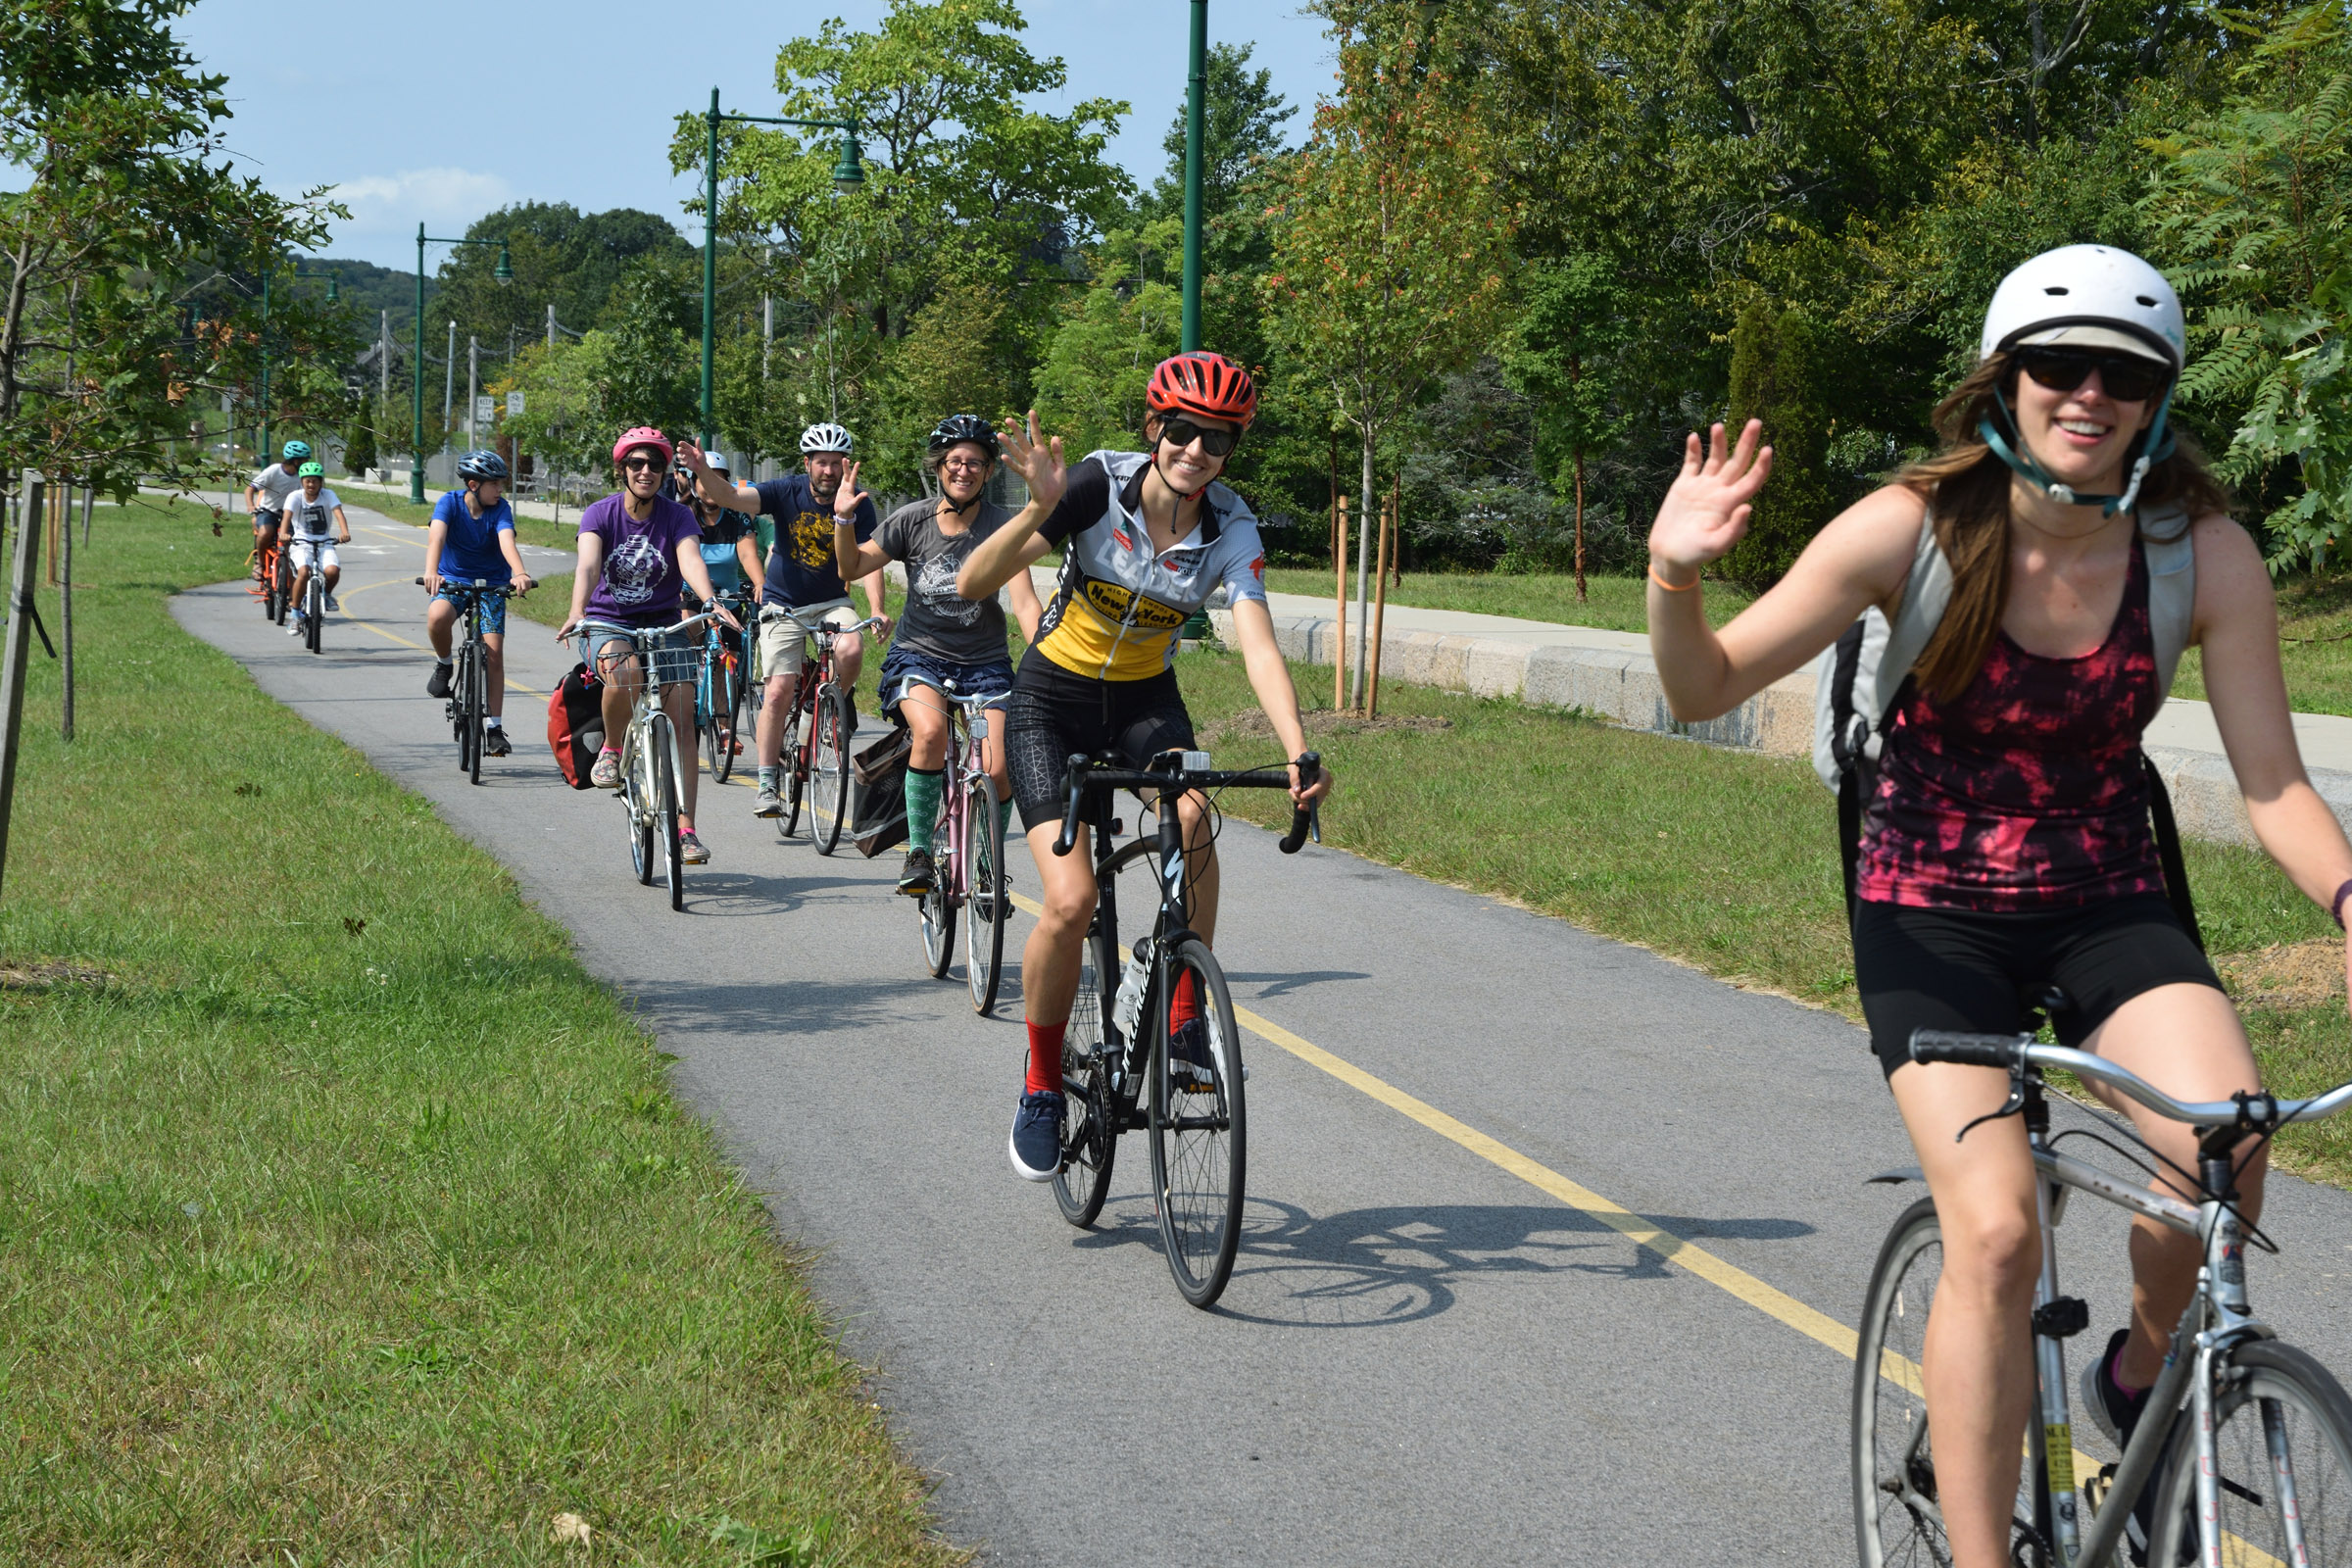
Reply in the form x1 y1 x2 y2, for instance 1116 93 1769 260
174 499 2352 1565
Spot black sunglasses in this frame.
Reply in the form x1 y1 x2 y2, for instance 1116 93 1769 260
1158 416 1238 459
620 455 663 472
2013 347 2172 405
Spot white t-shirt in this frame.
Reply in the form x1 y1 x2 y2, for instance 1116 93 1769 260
284 489 342 540
249 464 303 514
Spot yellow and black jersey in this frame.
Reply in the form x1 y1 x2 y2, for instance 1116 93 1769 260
1029 451 1269 682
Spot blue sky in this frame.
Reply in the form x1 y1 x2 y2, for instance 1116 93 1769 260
179 0 1340 270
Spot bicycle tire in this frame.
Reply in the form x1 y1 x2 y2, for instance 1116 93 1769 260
305 573 322 653
812 685 852 856
273 555 291 625
919 770 956 978
1853 1196 2049 1568
2145 1338 2352 1567
1150 938 1247 1309
465 641 487 785
777 703 806 841
964 773 1005 1014
627 734 655 886
654 712 684 910
710 654 743 785
261 553 281 619
1053 922 1119 1229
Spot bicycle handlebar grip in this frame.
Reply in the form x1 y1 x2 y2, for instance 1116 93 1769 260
1907 1030 2027 1069
1052 753 1089 858
1277 751 1324 855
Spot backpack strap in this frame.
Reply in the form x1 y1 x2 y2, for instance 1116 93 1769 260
2142 756 2205 952
2137 500 2196 700
1876 508 1950 722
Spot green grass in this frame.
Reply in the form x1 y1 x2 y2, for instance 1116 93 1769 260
1259 566 1753 631
2 506 956 1565
2174 570 2352 717
1171 647 2352 1182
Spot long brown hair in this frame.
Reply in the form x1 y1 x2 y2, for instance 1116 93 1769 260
1893 354 2231 702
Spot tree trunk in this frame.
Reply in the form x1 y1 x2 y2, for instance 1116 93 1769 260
1350 429 1374 710
60 480 73 743
1573 447 1588 604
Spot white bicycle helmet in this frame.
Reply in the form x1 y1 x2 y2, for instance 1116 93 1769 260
1977 244 2184 515
799 421 854 456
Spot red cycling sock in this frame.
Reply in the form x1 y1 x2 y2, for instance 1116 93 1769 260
1168 969 1201 1032
1025 1021 1066 1096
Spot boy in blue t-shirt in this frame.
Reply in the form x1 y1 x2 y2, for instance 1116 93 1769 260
423 450 535 755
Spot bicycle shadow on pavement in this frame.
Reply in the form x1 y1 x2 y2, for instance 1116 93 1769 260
1219 969 1374 1002
622 974 941 1039
1069 1196 1813 1329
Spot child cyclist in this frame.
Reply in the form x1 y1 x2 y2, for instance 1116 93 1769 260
423 449 535 756
1644 245 2352 1568
956 353 1334 1183
833 415 1044 896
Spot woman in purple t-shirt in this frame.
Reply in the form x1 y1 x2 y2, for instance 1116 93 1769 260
559 427 742 864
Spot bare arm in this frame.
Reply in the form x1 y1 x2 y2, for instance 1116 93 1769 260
1646 421 1920 720
422 514 450 594
676 439 762 514
835 516 891 581
331 505 351 545
1227 597 1336 807
959 411 1065 599
1005 565 1044 646
858 566 891 633
497 526 532 591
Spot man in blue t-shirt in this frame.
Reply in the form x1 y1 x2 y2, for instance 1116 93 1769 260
423 450 535 756
680 424 891 818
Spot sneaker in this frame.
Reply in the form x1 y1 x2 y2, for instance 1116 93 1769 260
1008 1091 1064 1182
323 592 340 612
753 783 782 817
426 662 453 699
679 830 710 864
590 750 622 790
896 847 936 896
2081 1328 2152 1450
1168 1016 1217 1092
287 616 304 636
481 727 511 758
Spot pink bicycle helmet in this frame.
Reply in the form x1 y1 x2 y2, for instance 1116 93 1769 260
612 426 673 466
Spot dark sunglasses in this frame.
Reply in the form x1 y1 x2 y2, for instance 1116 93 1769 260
2013 347 2172 405
620 455 663 472
1158 416 1238 459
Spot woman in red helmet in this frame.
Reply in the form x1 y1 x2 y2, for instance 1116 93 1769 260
959 352 1335 1182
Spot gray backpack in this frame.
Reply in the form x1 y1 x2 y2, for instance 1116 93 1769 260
1810 503 2202 942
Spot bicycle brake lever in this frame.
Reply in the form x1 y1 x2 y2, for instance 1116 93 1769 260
1954 1066 2031 1144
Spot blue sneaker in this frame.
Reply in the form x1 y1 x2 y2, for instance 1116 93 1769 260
1008 1091 1064 1182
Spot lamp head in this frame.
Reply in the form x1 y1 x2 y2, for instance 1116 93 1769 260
494 244 514 282
832 129 866 191
326 270 340 304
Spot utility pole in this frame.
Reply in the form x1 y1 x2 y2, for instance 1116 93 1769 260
0 473 47 898
466 334 479 449
442 319 457 445
379 309 391 401
546 303 556 349
1181 0 1207 351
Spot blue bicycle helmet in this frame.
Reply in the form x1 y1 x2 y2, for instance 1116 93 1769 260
281 439 312 462
456 449 510 482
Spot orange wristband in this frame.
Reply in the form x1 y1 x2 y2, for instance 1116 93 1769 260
1649 563 1701 592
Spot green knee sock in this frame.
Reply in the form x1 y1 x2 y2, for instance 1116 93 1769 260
905 767 943 854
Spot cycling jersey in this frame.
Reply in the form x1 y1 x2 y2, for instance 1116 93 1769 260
1028 451 1268 682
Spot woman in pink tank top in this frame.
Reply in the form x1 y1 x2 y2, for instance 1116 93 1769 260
1645 246 2352 1568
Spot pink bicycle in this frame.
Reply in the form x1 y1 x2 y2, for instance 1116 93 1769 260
915 681 1010 1014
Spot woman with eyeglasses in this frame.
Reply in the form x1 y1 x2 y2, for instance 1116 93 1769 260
957 352 1335 1184
1645 246 2352 1568
832 415 1045 897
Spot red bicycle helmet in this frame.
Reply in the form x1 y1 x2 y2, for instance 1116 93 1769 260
612 426 673 467
1147 352 1257 430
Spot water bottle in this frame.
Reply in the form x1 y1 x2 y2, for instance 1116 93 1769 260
1112 940 1152 1043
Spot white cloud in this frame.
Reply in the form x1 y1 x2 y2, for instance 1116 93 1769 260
313 168 515 260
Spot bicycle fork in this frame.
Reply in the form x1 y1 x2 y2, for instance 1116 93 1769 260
2029 1144 2085 1566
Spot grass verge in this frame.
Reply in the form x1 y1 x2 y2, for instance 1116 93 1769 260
1259 565 1751 631
2 507 956 1565
2173 569 2352 716
1172 646 2352 1184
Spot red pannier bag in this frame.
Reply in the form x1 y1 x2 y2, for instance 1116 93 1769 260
547 661 605 789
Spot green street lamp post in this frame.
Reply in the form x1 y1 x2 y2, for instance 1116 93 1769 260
412 223 512 504
1182 0 1207 352
699 87 865 449
259 259 340 466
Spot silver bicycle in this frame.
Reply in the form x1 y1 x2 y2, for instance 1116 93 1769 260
1855 1025 2352 1568
578 613 715 913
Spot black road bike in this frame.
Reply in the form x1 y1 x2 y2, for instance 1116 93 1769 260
1050 749 1320 1309
417 576 524 785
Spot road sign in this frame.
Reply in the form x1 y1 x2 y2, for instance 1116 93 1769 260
474 395 496 424
507 391 524 416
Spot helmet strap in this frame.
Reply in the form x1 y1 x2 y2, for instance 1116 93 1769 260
1980 386 2175 518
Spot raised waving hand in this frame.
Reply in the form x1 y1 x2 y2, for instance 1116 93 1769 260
998 409 1068 513
1646 419 1774 585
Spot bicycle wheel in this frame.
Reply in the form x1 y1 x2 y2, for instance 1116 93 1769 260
2144 1339 2352 1567
653 712 684 910
626 734 655 886
811 685 852 856
708 654 743 784
964 773 1005 1014
776 701 806 840
1053 922 1119 1229
272 556 291 624
1853 1197 2048 1567
919 788 956 980
1149 939 1246 1309
465 643 487 785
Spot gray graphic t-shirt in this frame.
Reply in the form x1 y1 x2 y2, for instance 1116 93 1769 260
249 464 303 516
874 497 1014 664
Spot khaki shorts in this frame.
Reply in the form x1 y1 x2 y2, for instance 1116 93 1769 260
758 598 858 675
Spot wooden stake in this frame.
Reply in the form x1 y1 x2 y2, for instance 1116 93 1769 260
1390 469 1403 588
44 483 62 587
1333 493 1348 711
1368 487 1392 718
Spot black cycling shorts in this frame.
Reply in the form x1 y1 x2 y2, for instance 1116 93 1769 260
1004 654 1196 832
1852 893 2222 1080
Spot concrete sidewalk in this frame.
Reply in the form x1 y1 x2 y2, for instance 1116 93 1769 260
1216 588 2352 849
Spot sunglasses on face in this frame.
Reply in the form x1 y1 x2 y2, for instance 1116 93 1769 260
1158 417 1238 459
2014 347 2173 405
621 456 662 472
